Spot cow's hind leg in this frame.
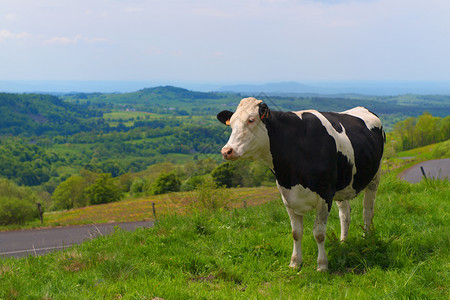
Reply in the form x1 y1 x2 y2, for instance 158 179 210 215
363 169 381 233
314 198 330 271
286 207 303 269
336 200 351 241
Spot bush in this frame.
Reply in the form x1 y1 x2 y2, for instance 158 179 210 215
130 178 146 195
211 162 238 188
151 172 181 195
190 177 229 211
0 197 39 225
0 178 40 225
180 175 206 192
52 175 88 210
85 173 122 205
211 161 275 188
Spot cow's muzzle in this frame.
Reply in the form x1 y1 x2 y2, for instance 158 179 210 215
221 146 237 160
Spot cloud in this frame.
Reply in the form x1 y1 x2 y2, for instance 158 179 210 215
0 29 31 42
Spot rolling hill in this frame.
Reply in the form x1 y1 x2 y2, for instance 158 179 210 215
0 93 102 136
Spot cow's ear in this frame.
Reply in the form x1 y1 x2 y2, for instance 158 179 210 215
259 103 270 120
217 110 234 126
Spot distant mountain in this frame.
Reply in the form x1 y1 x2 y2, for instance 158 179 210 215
0 93 101 136
64 86 225 105
218 81 450 96
219 82 318 94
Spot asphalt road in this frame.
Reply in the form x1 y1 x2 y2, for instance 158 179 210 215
399 158 450 183
0 221 154 259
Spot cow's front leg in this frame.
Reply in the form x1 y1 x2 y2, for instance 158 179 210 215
286 207 303 269
314 198 330 271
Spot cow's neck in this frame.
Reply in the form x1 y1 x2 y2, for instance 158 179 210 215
254 140 274 170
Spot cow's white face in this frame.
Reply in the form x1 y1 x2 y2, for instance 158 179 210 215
217 97 273 167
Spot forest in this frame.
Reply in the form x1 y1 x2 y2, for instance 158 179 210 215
0 87 449 225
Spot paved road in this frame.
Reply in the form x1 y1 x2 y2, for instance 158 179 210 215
399 158 450 183
0 221 153 259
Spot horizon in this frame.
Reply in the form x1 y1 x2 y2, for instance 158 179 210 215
1 79 450 96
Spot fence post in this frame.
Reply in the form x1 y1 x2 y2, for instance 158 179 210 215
152 202 157 222
420 166 427 179
37 203 43 224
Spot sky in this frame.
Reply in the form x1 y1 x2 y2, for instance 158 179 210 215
1 0 450 84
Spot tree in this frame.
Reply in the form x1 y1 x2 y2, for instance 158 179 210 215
52 175 88 210
403 117 416 150
211 162 238 188
85 173 122 205
415 112 439 146
152 172 180 195
440 116 450 141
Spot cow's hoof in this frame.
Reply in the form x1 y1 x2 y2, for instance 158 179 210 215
317 266 329 272
289 262 301 270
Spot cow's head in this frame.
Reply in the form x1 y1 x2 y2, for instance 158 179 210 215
217 97 272 165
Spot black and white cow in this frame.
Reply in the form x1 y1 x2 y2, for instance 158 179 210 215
217 97 385 271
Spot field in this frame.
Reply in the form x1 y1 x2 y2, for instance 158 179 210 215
0 172 448 299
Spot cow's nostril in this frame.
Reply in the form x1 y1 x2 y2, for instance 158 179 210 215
221 147 234 159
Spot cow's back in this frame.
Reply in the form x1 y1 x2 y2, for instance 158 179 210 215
321 107 384 194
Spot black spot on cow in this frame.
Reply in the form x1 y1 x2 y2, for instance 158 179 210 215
321 112 343 133
336 152 353 191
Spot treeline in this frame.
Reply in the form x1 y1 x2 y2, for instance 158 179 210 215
392 112 450 151
50 159 275 211
0 118 228 192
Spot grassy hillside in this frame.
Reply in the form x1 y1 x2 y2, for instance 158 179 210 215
0 173 448 299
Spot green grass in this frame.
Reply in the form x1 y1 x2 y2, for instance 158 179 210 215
1 174 448 299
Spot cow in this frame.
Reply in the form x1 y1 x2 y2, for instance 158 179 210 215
217 97 385 271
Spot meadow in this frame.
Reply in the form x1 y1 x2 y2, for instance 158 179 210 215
0 90 449 298
0 172 448 299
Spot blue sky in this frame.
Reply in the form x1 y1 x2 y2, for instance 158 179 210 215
1 0 450 83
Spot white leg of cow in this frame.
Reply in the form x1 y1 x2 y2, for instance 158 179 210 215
286 207 303 269
336 200 351 241
363 169 381 233
314 199 329 271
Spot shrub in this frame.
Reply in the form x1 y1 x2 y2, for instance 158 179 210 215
0 178 40 225
211 162 238 188
85 173 122 205
0 197 39 225
190 177 229 211
130 178 146 195
52 175 88 210
151 172 180 195
180 175 206 192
